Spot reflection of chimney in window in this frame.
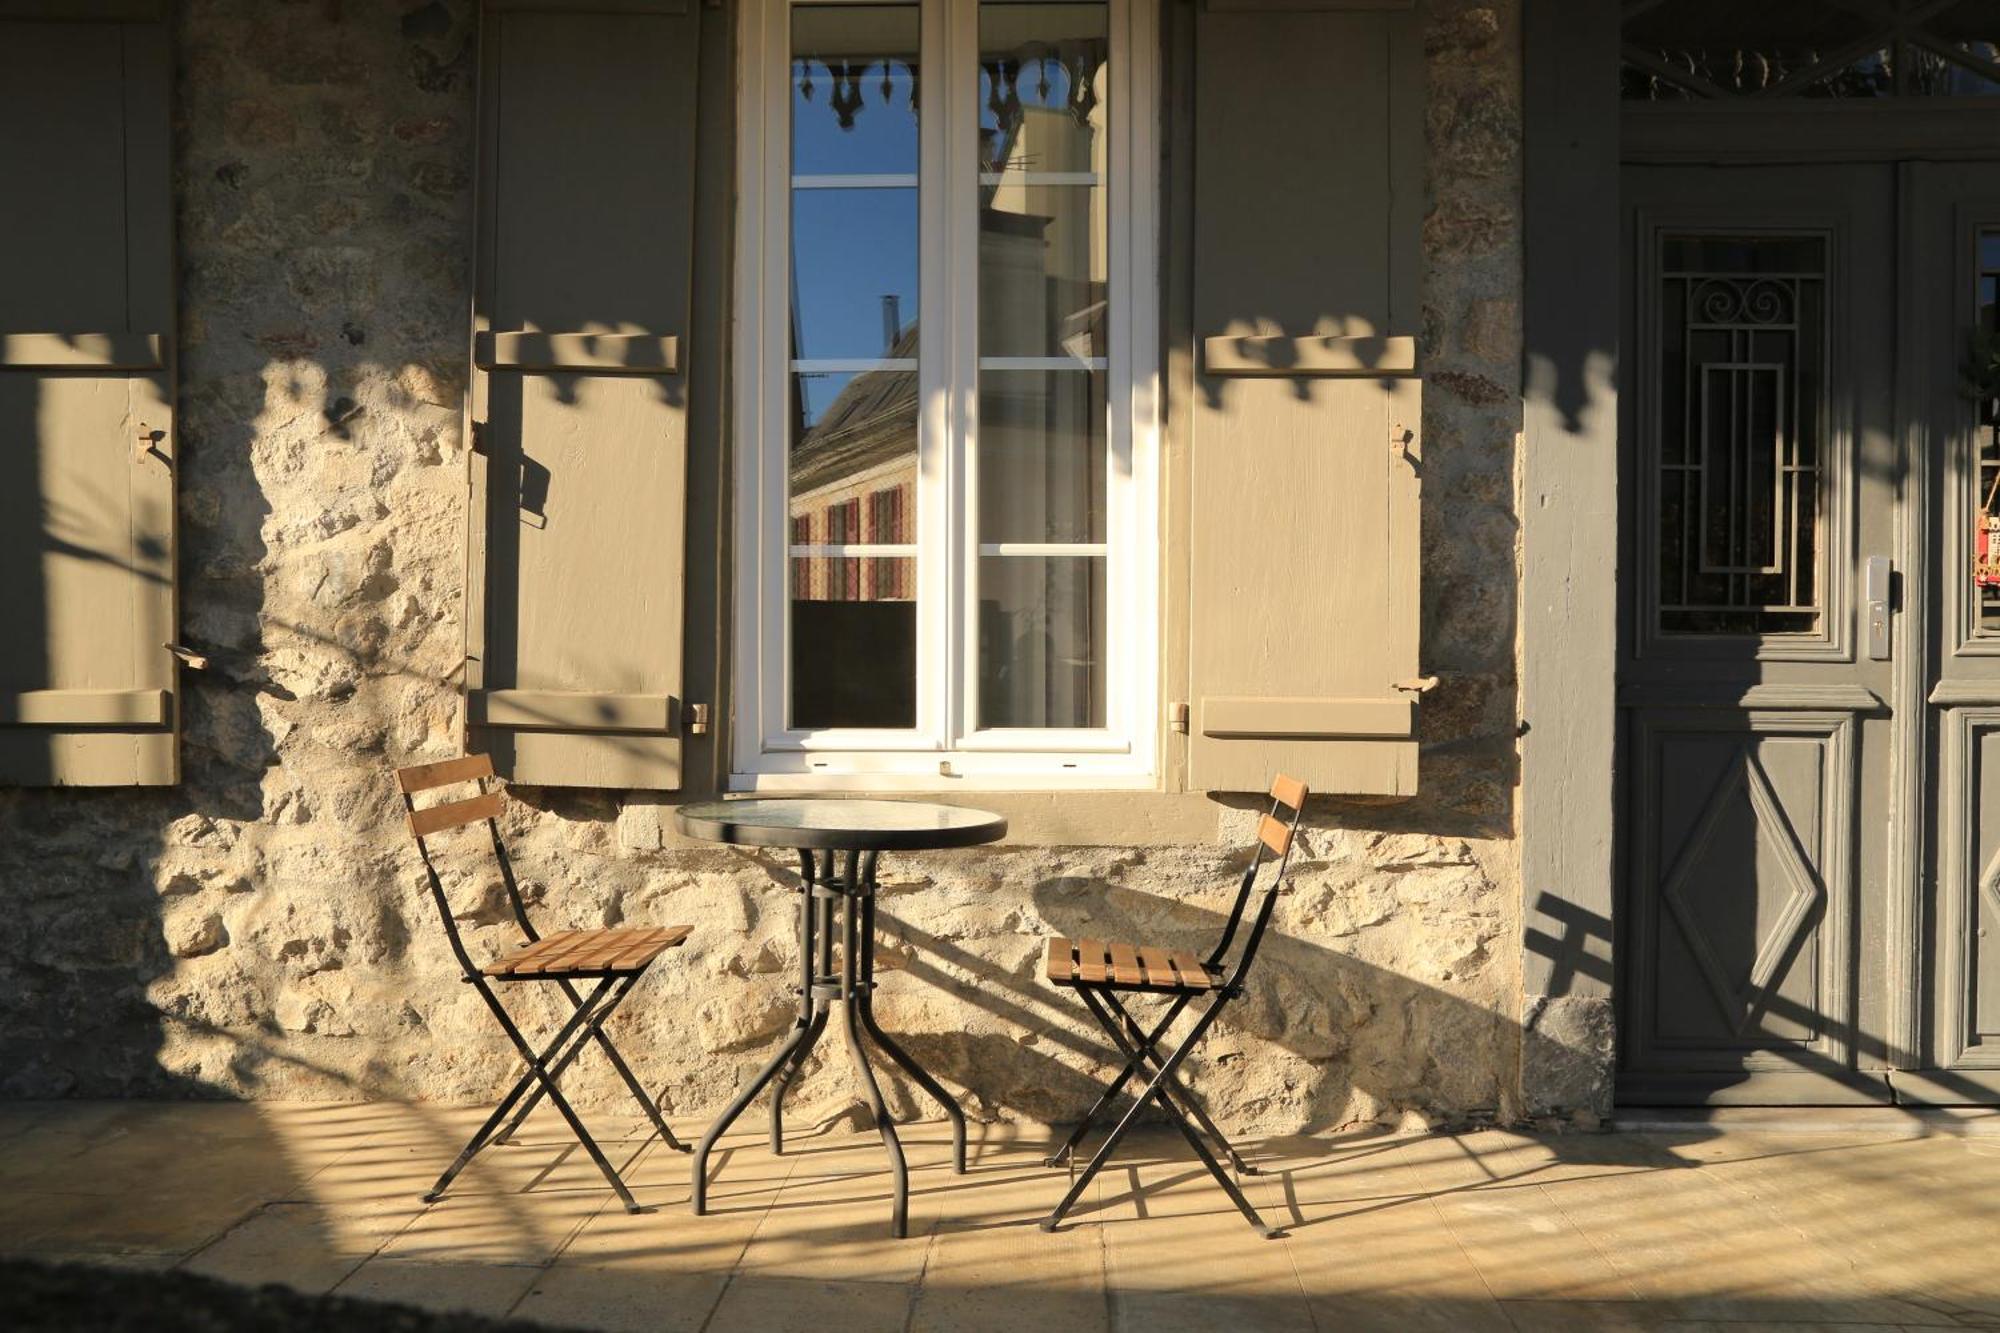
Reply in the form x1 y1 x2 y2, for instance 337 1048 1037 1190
881 294 902 355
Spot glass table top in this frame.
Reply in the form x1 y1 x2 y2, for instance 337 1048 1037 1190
675 799 1008 850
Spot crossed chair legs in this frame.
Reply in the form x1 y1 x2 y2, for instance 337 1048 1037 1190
424 973 688 1215
1043 988 1282 1238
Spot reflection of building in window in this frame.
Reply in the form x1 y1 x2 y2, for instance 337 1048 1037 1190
791 514 812 599
825 497 861 600
869 486 908 598
788 323 917 605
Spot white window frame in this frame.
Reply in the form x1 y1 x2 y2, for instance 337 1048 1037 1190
731 0 1161 791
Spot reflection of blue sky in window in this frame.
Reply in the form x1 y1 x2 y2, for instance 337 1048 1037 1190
790 189 917 371
790 10 920 431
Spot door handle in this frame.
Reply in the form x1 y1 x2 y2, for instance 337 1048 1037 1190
1865 555 1892 661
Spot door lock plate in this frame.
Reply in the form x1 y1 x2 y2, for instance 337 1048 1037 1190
1865 555 1892 661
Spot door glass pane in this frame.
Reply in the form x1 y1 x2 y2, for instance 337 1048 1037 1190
977 555 1105 729
1654 233 1827 637
1975 228 2000 634
788 3 919 730
975 0 1109 730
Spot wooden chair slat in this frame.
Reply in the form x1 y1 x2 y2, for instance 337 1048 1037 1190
1046 936 1077 983
396 753 494 794
524 930 602 975
410 790 505 838
1257 813 1293 857
487 925 693 978
1073 937 1110 984
1164 949 1212 989
1269 773 1308 811
1134 946 1176 988
488 928 581 977
1108 939 1144 986
604 928 666 971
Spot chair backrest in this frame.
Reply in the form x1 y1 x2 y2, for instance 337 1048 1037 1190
1206 773 1309 990
394 754 535 978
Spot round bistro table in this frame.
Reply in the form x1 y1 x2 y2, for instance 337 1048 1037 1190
675 799 1007 1238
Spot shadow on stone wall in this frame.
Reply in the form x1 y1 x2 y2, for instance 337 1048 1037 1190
0 0 1541 1156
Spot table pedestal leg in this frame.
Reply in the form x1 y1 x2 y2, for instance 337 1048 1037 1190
771 865 833 1155
691 846 971 1236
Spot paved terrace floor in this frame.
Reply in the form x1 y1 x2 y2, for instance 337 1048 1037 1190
5 1102 2000 1331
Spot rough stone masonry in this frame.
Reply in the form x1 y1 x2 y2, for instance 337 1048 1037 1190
0 0 1529 1136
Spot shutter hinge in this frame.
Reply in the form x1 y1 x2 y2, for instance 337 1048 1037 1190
686 702 710 736
468 421 488 456
1168 701 1190 733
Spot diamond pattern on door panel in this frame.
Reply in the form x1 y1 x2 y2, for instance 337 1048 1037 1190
1653 737 1828 1047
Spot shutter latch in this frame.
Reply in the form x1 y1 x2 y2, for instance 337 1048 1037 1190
1394 676 1440 696
686 702 710 736
1168 701 1190 733
164 642 212 671
135 422 167 464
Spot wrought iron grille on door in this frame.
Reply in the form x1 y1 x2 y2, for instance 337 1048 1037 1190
1652 234 1829 638
1622 1 2000 101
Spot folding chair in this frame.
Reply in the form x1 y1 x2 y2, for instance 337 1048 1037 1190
396 754 693 1213
1039 774 1308 1238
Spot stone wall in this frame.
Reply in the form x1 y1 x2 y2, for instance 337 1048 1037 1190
0 0 1528 1135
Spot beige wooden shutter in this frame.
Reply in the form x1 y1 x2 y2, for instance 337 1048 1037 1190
465 0 700 789
0 2 178 787
1185 0 1424 796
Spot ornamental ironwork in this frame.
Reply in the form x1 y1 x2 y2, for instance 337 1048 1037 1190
1623 0 2000 100
1655 235 1828 636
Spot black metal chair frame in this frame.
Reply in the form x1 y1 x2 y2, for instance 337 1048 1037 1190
399 757 688 1215
1042 778 1308 1238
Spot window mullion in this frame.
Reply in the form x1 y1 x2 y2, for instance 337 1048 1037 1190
943 0 980 753
917 0 959 753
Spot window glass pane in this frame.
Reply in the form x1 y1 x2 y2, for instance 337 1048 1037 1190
792 557 917 728
977 555 1105 729
978 3 1108 359
792 5 920 175
977 369 1105 543
791 189 918 361
975 0 1110 734
979 184 1107 358
788 369 917 729
788 3 920 732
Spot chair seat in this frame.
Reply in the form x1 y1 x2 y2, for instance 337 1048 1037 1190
485 925 692 979
1044 936 1221 994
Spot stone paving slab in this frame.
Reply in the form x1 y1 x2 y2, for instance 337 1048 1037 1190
8 1102 2000 1330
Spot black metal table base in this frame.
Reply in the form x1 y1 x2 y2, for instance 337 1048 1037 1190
690 849 968 1238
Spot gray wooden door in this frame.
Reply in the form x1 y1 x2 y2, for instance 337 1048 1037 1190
1618 164 1903 1104
1901 162 2000 1105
